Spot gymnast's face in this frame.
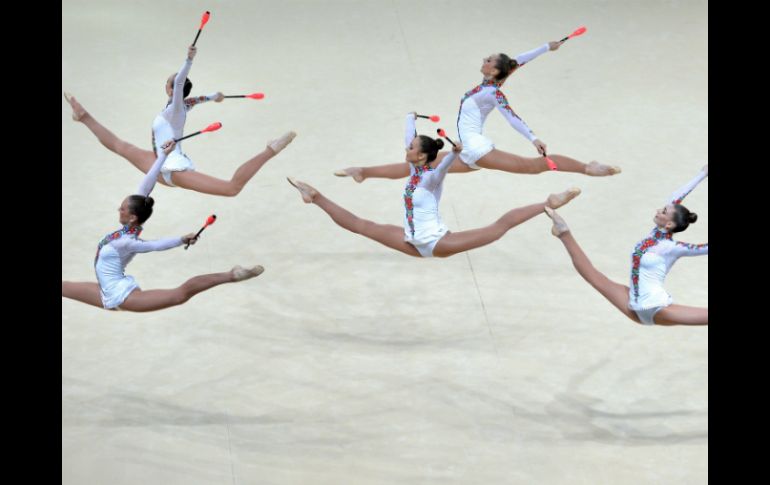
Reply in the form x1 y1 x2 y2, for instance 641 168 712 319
654 204 676 231
405 137 427 165
481 54 500 79
118 198 137 226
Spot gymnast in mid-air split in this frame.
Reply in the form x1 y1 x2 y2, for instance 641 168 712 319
544 165 708 325
64 43 296 197
290 112 581 258
61 139 264 312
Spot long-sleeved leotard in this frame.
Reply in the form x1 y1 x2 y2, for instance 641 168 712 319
94 151 184 308
627 169 708 320
402 114 459 256
456 44 549 166
151 55 218 182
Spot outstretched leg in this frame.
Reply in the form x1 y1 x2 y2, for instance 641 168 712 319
169 132 296 196
432 188 581 257
476 149 621 176
334 151 474 182
654 305 708 326
64 93 164 181
287 178 420 257
544 207 639 322
118 265 264 312
62 281 103 308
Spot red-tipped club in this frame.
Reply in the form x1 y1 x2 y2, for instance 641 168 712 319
224 92 265 99
569 26 587 38
174 122 223 142
416 113 440 123
436 128 457 147
192 11 211 46
200 11 211 29
185 214 217 250
542 149 558 170
201 122 222 133
560 26 587 42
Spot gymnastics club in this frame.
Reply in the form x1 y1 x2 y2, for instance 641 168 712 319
192 11 211 47
543 150 558 171
436 128 457 147
224 93 265 99
416 114 440 122
174 122 222 142
185 214 217 250
559 26 587 43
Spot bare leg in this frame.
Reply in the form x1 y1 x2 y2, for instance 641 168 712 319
432 188 580 257
654 305 708 326
546 209 707 326
118 265 264 312
170 150 274 196
287 178 420 257
544 208 640 322
476 149 621 176
63 93 167 183
334 151 473 182
169 131 297 196
62 281 103 308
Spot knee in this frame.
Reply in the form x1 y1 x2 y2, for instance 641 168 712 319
353 219 371 235
172 288 193 306
488 223 507 240
222 182 243 197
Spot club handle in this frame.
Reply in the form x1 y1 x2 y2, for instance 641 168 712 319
174 130 201 142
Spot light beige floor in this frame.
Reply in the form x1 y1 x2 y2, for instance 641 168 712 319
62 1 708 483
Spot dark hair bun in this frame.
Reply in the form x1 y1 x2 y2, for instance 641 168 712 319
434 138 445 150
687 213 698 223
145 196 155 208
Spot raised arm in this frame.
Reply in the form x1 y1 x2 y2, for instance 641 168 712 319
669 165 708 204
405 112 417 148
420 142 462 192
434 142 462 175
168 46 197 115
136 140 176 197
513 43 551 67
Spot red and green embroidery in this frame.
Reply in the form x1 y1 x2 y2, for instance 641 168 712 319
95 225 142 265
456 79 528 135
493 88 526 124
672 182 698 204
672 192 693 205
458 78 502 110
630 229 672 302
184 95 210 109
403 165 432 237
675 241 708 251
